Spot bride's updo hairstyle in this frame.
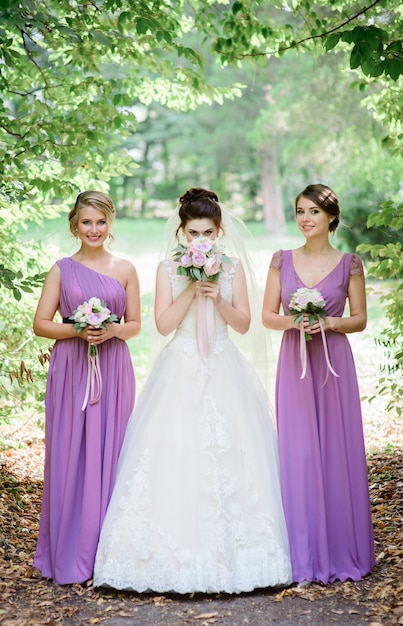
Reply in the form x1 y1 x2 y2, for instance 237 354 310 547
176 187 223 238
295 183 340 233
68 190 116 238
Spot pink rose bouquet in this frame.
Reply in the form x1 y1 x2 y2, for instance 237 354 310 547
69 297 118 409
172 236 231 282
70 296 118 356
172 236 231 360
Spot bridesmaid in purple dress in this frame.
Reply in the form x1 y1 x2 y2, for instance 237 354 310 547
262 184 375 585
33 191 141 584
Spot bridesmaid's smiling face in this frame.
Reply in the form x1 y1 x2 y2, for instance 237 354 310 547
295 196 334 239
76 206 110 248
183 218 218 243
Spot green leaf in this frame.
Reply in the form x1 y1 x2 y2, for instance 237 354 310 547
385 59 403 81
93 31 111 47
192 267 201 281
232 1 243 15
118 11 131 25
350 44 362 70
136 18 149 35
324 32 341 52
362 60 384 78
342 28 360 45
177 266 189 277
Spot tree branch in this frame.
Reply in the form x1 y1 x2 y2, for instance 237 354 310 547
0 123 23 139
219 0 384 60
278 0 383 54
20 29 50 88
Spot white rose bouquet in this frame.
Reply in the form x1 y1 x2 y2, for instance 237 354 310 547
289 287 338 384
289 287 327 342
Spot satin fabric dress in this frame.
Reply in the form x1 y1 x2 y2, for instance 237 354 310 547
33 258 135 584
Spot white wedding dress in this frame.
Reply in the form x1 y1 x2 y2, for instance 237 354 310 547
93 259 292 594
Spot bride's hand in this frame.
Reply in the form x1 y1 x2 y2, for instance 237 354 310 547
196 280 222 303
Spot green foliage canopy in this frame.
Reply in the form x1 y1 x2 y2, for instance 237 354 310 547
0 0 244 217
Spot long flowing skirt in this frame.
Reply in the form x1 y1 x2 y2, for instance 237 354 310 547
94 335 291 593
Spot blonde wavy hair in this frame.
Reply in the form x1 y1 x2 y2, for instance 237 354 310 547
68 190 116 238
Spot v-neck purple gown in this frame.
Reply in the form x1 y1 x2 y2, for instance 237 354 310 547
272 249 375 584
33 257 135 584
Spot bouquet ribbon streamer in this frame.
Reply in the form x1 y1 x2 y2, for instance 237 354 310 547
299 319 339 386
82 349 102 410
196 295 215 359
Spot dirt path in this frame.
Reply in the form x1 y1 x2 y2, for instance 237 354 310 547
0 423 402 626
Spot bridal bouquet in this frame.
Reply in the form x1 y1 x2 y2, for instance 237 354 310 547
69 297 118 409
172 236 231 282
289 287 338 384
289 287 327 342
172 236 231 359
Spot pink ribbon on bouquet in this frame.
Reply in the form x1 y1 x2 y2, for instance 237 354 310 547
196 294 215 359
299 318 339 386
81 349 102 410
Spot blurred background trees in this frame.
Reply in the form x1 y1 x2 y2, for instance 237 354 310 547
1 0 402 426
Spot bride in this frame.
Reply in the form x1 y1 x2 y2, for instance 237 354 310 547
93 187 292 594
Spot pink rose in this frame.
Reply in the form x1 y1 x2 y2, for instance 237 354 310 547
192 252 207 267
82 302 93 315
204 256 220 277
180 253 193 268
87 312 109 326
193 239 213 253
296 295 308 307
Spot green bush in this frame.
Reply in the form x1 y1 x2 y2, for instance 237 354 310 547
358 200 403 417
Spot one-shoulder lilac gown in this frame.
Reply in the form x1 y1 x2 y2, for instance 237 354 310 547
33 258 135 584
272 250 375 584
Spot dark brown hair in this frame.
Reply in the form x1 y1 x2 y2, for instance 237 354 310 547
176 187 222 237
295 184 340 233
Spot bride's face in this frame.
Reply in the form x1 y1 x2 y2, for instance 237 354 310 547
183 218 218 242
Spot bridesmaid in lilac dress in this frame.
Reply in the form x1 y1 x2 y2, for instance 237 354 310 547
33 191 141 584
262 184 375 585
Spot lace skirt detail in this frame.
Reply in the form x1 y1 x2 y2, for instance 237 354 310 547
94 330 292 593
